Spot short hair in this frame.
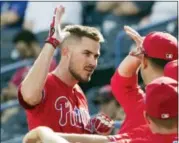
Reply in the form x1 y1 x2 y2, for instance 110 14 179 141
146 113 178 129
62 25 104 43
145 55 169 69
13 30 38 45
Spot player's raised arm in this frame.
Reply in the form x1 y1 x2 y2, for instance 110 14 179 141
20 6 67 106
110 26 145 118
117 26 144 77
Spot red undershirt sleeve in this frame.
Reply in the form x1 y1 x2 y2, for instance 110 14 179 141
111 70 144 115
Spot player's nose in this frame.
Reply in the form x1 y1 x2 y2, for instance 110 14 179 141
89 57 97 67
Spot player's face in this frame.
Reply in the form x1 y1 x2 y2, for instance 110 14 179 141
69 37 100 82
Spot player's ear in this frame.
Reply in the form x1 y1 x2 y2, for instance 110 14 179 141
141 56 148 69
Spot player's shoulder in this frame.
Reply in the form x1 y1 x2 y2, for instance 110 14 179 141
74 84 88 101
126 125 151 140
45 73 63 88
130 124 150 134
46 73 56 83
74 84 85 95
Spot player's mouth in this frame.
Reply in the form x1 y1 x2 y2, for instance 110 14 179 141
84 67 94 73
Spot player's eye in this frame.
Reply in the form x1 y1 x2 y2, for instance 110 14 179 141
84 52 90 57
94 54 99 59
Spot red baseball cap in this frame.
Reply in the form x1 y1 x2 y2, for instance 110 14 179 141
164 60 178 81
142 32 178 61
145 76 178 119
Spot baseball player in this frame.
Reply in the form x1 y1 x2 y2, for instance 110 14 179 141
110 26 178 133
18 5 113 134
23 76 178 143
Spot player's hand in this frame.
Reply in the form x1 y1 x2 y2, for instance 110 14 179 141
23 126 54 143
91 113 114 135
23 126 69 143
124 25 144 58
23 127 43 143
45 5 69 48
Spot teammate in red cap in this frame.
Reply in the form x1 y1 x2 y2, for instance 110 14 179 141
108 76 178 143
164 60 178 80
23 77 178 143
18 6 113 135
110 26 178 133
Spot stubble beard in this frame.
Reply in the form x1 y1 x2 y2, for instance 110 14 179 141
69 65 91 83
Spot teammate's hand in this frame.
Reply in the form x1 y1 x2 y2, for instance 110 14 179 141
23 126 45 143
45 5 69 48
91 113 114 135
23 126 69 143
124 25 144 58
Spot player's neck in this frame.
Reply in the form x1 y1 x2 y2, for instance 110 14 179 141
151 126 177 135
52 63 78 87
145 67 163 85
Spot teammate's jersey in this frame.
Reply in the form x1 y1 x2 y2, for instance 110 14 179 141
111 71 146 133
108 125 178 143
18 73 93 133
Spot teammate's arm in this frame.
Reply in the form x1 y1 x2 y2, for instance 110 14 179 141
20 6 65 106
23 127 69 143
111 26 145 114
57 133 109 143
117 26 143 77
23 126 109 143
23 127 130 143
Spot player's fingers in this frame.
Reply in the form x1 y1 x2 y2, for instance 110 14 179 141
127 31 143 47
126 31 141 46
55 5 65 25
124 26 143 43
23 138 38 143
124 25 141 37
23 134 36 143
129 49 144 58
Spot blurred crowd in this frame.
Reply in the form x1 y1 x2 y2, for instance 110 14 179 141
0 1 178 142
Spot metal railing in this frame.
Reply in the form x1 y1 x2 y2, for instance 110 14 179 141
1 99 19 111
1 59 34 75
